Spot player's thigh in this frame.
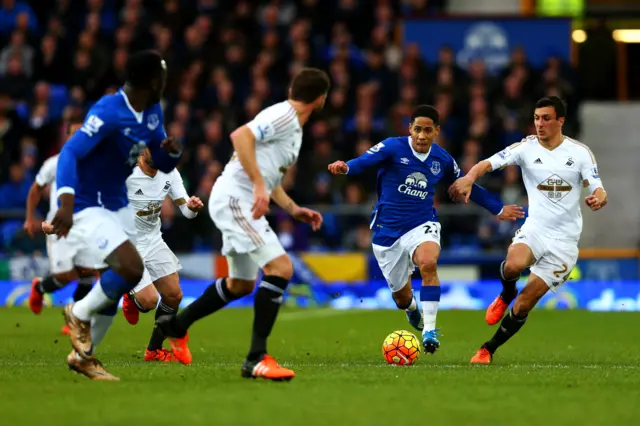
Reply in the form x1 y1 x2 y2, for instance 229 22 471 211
209 194 273 258
507 226 542 270
46 234 76 275
153 272 182 302
401 221 441 271
144 239 182 284
69 207 142 279
372 241 413 293
226 253 259 295
529 240 579 292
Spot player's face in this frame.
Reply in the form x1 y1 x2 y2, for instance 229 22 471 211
534 106 564 141
141 148 156 169
409 117 439 153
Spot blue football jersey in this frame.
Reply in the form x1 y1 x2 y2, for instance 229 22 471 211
56 89 180 213
346 136 503 246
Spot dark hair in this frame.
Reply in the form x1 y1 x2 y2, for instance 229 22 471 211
125 50 166 90
535 96 566 119
411 105 440 125
66 119 83 135
289 68 330 103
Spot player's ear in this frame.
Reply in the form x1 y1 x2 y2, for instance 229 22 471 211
558 117 565 126
435 125 440 136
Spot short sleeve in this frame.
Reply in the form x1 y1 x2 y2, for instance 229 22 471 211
487 140 527 171
246 105 296 143
35 157 57 186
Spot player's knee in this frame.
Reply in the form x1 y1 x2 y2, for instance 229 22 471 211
417 258 438 277
161 286 183 307
227 278 255 297
136 288 159 311
53 272 74 285
504 258 526 278
262 255 294 281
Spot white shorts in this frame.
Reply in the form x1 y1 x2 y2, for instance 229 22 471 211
63 206 137 270
208 189 286 281
133 236 182 293
46 233 78 274
511 222 579 291
372 221 441 292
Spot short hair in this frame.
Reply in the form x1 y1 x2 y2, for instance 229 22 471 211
535 96 566 119
289 68 330 103
125 50 166 90
411 105 440 125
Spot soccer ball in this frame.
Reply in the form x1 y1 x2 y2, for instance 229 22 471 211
382 330 421 366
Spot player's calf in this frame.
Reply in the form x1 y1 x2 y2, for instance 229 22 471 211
392 283 423 331
147 274 182 353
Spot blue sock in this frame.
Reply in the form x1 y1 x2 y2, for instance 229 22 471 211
420 286 441 331
100 269 137 300
98 302 118 316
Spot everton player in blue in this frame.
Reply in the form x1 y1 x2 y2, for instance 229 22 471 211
48 50 182 380
328 105 523 354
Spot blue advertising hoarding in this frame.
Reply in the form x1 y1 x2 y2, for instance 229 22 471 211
403 18 572 73
3 279 640 312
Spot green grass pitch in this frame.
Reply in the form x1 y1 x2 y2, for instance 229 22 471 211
1 307 639 426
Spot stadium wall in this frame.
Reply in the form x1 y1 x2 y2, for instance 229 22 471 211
579 102 640 249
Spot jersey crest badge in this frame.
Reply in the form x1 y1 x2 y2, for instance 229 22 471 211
430 161 441 175
147 114 160 131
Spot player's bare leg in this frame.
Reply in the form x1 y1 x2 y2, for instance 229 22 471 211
144 273 182 362
156 276 254 365
65 241 144 360
413 241 442 354
471 273 548 364
392 279 423 331
486 243 535 325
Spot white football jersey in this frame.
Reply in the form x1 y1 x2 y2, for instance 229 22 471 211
126 166 188 244
215 100 303 198
487 135 604 242
34 155 59 221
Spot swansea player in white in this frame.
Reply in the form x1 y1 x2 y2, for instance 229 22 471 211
328 105 524 354
450 96 607 364
157 68 330 381
24 122 96 329
122 148 203 362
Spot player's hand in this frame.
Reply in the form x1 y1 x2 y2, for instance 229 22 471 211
448 176 475 203
50 206 73 238
41 221 54 235
161 136 182 155
497 205 525 221
251 181 270 220
292 207 323 231
23 218 38 238
328 161 349 175
186 196 204 212
585 194 606 211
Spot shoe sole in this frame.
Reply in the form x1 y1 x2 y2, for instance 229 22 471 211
241 372 294 382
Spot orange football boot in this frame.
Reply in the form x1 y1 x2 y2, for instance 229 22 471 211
241 355 296 381
470 348 492 364
61 324 70 335
122 292 139 325
166 333 192 365
144 348 178 362
29 277 43 314
485 296 509 325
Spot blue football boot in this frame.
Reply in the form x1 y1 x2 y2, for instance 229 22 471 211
405 291 424 331
422 329 441 354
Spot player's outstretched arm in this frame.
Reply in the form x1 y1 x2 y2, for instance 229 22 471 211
148 135 182 173
271 185 323 231
328 139 392 176
448 160 493 203
169 170 202 218
24 182 44 237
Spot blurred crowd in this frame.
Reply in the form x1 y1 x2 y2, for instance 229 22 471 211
0 0 581 255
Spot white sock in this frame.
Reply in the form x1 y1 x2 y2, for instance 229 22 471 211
406 296 418 312
71 280 113 321
91 314 115 349
421 301 439 331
